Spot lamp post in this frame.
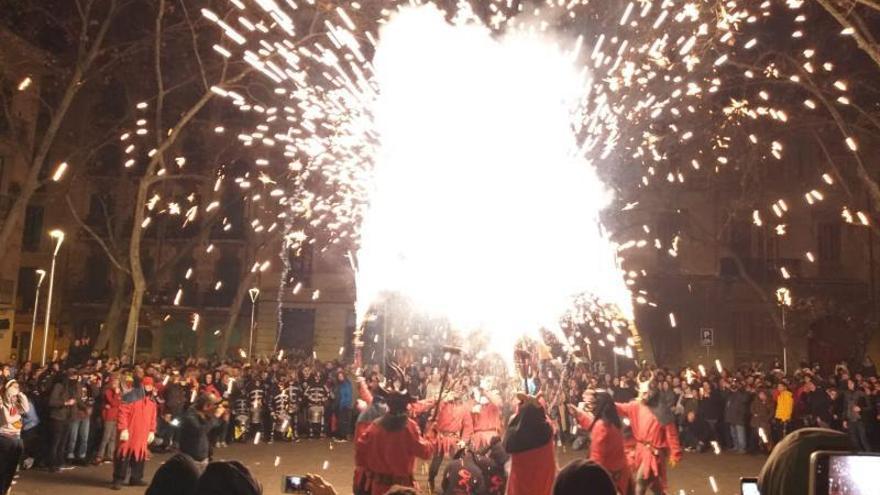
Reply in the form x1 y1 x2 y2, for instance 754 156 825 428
27 269 46 362
248 287 260 359
41 230 65 366
776 287 792 375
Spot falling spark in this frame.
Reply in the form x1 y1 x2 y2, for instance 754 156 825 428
709 476 718 493
714 359 723 373
17 77 32 91
668 313 677 328
52 162 69 182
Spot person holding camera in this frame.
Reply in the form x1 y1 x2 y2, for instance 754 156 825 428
0 379 30 495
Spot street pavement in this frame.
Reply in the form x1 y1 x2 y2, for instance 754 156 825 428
12 440 766 495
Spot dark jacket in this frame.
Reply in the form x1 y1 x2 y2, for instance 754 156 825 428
723 389 750 426
48 381 77 422
179 409 220 462
698 388 724 422
164 383 187 416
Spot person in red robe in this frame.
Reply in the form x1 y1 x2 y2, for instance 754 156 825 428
471 387 503 451
615 374 682 495
113 376 158 490
427 393 474 492
355 363 434 495
504 393 556 495
569 390 631 495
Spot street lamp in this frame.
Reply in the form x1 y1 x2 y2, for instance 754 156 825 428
776 287 792 375
27 269 46 362
248 287 260 359
41 230 64 366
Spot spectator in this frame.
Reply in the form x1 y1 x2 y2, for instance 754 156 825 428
194 461 262 495
750 389 775 452
723 380 751 454
0 380 30 495
698 381 724 444
47 370 77 472
680 410 711 452
773 382 793 443
333 370 353 441
758 428 852 495
145 453 201 495
96 374 121 464
842 379 870 451
552 459 616 495
67 372 93 465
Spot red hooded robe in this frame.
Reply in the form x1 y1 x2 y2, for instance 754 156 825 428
355 414 434 495
575 410 632 495
116 394 157 461
503 401 556 495
615 400 682 493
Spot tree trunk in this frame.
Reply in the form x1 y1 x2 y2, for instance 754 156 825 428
220 269 256 356
95 273 129 355
150 325 163 358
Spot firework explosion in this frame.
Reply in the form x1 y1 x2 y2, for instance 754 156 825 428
355 4 631 355
98 0 873 367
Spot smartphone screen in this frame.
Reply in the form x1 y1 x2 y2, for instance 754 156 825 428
741 478 760 495
827 455 880 495
283 475 306 493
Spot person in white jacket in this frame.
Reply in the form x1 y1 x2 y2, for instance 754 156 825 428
0 379 30 495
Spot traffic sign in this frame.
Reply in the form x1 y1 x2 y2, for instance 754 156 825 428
700 328 714 347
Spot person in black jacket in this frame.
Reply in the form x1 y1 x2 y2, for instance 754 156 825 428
179 393 224 468
47 371 78 472
723 381 751 454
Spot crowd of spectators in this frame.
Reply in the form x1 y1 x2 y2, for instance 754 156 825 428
0 341 879 494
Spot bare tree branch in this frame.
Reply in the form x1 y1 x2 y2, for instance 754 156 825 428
66 194 131 274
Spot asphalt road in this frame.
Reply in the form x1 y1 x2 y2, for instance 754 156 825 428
11 440 766 495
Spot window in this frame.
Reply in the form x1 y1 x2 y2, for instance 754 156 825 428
86 192 112 228
728 219 752 259
288 244 313 288
22 205 43 252
16 267 38 312
817 223 841 264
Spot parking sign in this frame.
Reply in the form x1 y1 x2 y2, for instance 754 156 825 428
700 328 714 347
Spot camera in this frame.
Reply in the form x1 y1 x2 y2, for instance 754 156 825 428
740 477 759 495
282 475 309 494
809 451 880 495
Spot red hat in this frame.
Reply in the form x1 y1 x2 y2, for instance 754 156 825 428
142 376 155 387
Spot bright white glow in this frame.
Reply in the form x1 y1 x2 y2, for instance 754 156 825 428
354 6 632 358
52 162 68 182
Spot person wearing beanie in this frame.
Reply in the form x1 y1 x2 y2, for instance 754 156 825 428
194 460 262 495
503 393 557 495
145 453 201 495
112 375 157 490
0 380 30 495
758 427 853 495
552 459 617 495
